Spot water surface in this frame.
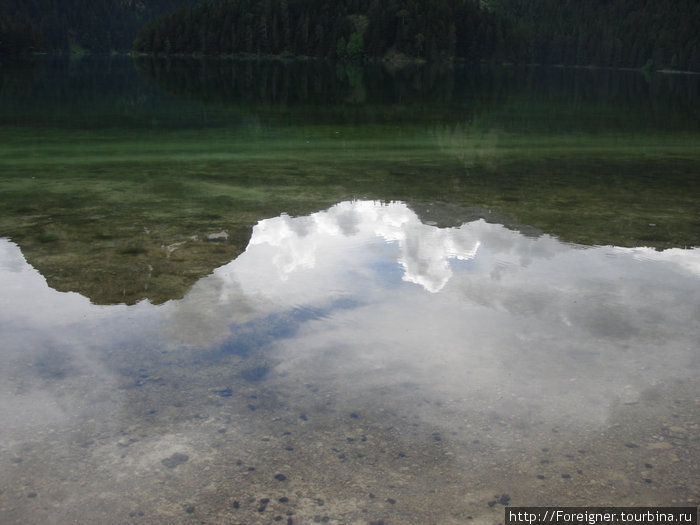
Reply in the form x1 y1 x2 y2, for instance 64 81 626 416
0 57 698 524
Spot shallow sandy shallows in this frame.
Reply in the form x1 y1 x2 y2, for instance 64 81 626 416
1 202 698 524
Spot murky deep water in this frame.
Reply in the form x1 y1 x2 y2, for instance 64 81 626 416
0 58 699 523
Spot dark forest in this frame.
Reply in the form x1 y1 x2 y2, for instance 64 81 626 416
132 0 527 63
0 0 199 54
1 0 699 71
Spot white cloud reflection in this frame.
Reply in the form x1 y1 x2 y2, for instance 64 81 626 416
2 200 700 432
162 201 700 427
0 238 97 327
246 200 480 292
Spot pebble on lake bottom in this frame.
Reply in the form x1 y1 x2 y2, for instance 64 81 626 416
161 453 189 469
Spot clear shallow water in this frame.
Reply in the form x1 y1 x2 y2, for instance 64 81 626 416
1 57 699 523
1 201 699 523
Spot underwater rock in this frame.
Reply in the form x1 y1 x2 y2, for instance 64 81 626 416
213 387 233 397
161 452 189 468
241 365 271 382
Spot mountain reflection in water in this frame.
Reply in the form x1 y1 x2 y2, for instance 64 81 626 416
1 200 698 522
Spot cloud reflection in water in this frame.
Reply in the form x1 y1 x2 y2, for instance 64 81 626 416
2 200 699 437
246 200 481 292
168 200 700 428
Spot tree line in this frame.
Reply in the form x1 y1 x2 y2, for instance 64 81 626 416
0 15 42 55
2 0 699 71
0 0 200 54
132 0 529 62
133 0 700 70
492 0 700 72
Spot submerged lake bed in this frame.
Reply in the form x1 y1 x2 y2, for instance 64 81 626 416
0 57 698 524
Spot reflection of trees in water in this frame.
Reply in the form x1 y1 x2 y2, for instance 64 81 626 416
0 56 222 129
133 57 526 125
132 57 700 132
135 57 467 106
2 56 698 132
335 63 365 103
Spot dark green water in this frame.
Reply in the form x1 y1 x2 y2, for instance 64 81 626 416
0 57 698 524
1 57 699 304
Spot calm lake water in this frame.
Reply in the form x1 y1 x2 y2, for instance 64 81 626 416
0 57 699 524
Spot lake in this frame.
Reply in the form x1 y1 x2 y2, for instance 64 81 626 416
0 56 698 524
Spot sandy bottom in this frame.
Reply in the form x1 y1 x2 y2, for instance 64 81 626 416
1 207 699 524
1 343 697 525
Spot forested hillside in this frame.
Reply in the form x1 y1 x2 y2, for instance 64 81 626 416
0 0 200 54
133 0 529 62
492 0 700 71
3 0 699 71
0 14 42 55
